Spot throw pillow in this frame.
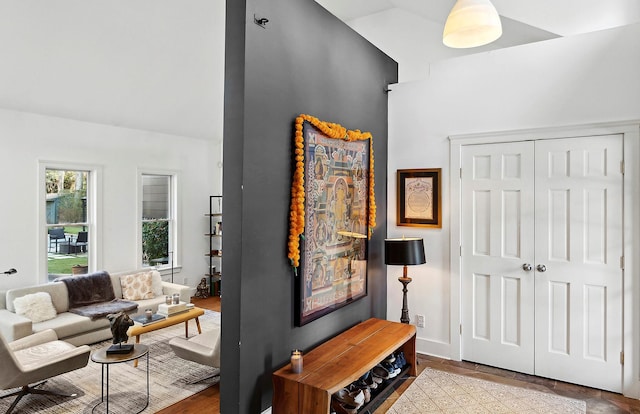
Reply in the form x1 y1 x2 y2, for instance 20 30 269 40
151 270 164 296
13 292 58 323
120 272 154 301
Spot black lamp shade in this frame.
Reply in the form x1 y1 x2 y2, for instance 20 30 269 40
385 238 426 266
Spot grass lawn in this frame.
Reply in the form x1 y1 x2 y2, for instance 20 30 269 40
48 256 88 275
63 226 85 235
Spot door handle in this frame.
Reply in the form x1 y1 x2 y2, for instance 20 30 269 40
536 264 547 272
522 263 532 271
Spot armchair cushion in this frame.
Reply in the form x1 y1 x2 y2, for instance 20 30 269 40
0 328 91 401
13 292 57 323
169 325 221 368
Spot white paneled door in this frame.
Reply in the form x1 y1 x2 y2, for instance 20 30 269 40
461 141 536 374
461 135 623 392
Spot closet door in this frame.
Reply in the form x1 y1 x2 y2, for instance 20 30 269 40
461 134 624 392
534 135 623 392
461 141 536 374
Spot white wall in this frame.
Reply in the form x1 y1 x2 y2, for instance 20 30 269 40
0 108 221 291
0 0 225 141
388 23 640 359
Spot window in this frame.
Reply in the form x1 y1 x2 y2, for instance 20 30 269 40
45 168 90 276
141 174 175 268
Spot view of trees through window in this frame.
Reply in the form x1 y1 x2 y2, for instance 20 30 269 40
142 174 172 267
46 169 89 276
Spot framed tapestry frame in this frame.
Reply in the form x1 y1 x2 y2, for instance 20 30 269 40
397 168 442 228
288 114 376 326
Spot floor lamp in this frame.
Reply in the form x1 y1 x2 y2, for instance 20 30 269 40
385 238 426 324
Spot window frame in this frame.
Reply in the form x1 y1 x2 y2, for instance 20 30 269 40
138 170 179 272
39 161 102 282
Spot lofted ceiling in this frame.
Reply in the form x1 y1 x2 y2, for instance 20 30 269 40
315 0 640 52
0 1 638 142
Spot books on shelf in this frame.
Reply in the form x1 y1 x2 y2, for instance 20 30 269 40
132 313 166 326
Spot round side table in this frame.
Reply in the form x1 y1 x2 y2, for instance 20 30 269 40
91 344 149 414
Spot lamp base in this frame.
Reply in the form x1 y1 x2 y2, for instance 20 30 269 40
398 276 412 324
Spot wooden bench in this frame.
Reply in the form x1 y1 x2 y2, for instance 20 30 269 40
272 318 417 414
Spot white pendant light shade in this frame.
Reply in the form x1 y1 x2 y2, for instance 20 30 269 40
443 0 502 48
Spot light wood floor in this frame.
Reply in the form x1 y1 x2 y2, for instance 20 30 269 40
159 297 640 413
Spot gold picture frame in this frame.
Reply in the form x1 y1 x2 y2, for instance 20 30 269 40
397 168 442 228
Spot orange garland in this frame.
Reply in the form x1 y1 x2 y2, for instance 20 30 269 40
288 114 376 269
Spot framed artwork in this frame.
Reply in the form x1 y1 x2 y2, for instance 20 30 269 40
397 168 442 228
288 115 376 326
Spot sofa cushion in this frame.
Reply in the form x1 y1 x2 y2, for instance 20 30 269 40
13 292 58 323
6 283 69 313
120 272 154 301
32 311 111 340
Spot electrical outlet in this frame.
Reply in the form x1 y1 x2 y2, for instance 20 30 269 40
416 314 425 328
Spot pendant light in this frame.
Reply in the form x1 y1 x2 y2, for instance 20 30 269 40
443 0 502 48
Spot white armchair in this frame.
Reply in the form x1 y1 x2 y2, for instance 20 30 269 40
0 329 91 414
169 325 220 383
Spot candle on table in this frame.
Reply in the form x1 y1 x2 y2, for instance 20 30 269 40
291 350 303 374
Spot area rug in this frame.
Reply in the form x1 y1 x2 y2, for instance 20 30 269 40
0 310 221 414
386 367 586 413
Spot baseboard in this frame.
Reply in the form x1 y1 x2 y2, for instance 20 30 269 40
261 407 272 414
416 336 452 360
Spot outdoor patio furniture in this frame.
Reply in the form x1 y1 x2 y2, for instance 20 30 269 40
47 228 66 252
68 231 88 255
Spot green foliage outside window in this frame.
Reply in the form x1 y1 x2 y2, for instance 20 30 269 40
57 193 85 223
142 221 169 263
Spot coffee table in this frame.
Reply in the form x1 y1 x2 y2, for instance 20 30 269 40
127 306 205 367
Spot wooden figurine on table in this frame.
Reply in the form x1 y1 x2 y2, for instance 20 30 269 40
195 277 209 299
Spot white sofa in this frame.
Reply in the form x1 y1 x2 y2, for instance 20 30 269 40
0 269 190 346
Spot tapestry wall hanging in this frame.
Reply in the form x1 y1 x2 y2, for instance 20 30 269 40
288 114 376 326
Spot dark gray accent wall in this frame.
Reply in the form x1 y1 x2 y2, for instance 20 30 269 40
222 0 398 412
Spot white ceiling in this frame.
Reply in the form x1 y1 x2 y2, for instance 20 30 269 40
0 1 638 142
315 0 640 49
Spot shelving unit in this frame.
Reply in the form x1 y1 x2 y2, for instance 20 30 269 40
205 195 222 296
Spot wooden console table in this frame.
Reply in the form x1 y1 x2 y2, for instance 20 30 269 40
272 318 416 414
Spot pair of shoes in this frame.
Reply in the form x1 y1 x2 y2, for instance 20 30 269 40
384 361 401 377
333 386 364 410
354 370 378 390
348 382 371 404
372 362 399 380
371 364 389 380
390 351 407 371
331 398 359 414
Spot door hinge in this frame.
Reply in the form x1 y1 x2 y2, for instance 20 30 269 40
460 245 462 257
621 160 625 175
620 351 625 365
459 324 463 335
621 256 625 270
460 168 462 179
